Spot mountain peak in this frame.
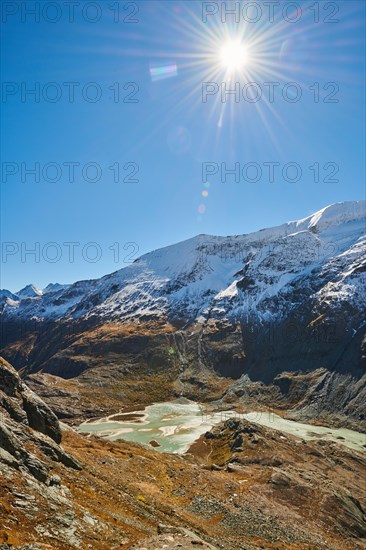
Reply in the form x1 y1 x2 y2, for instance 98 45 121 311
16 284 42 299
297 200 365 234
43 282 70 293
0 289 19 301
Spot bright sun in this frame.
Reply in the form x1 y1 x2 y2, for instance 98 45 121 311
219 40 249 72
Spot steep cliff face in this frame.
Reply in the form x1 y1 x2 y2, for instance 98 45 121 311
0 357 96 547
0 357 81 476
0 202 365 425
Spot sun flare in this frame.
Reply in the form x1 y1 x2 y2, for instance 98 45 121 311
219 40 249 72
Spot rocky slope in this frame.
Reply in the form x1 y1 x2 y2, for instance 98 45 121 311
0 201 365 427
1 357 366 549
0 356 217 548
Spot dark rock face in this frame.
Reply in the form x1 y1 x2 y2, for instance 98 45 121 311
0 356 61 443
0 357 81 484
22 385 62 443
322 492 366 538
0 358 22 396
0 421 21 458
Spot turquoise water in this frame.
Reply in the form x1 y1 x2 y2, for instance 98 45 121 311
78 400 218 453
78 401 366 454
244 411 366 452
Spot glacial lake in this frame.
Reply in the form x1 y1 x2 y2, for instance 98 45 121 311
78 400 366 454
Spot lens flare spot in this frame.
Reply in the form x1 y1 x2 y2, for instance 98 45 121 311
202 190 209 197
150 63 178 82
198 204 206 214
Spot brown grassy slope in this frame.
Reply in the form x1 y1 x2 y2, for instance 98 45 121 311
2 419 365 550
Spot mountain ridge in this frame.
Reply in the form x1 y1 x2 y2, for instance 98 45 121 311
2 200 364 299
0 200 365 428
1 200 365 326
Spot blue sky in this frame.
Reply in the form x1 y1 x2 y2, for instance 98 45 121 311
1 0 365 292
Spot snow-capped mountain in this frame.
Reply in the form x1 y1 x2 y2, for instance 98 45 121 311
1 201 365 425
1 201 365 330
0 289 19 302
16 284 43 299
0 283 70 305
42 283 70 294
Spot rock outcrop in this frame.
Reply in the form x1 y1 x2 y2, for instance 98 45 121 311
189 418 366 544
0 357 81 484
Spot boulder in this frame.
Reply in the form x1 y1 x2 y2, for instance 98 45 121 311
226 462 242 473
0 420 22 457
23 454 50 483
0 446 19 468
269 470 291 488
157 523 183 535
